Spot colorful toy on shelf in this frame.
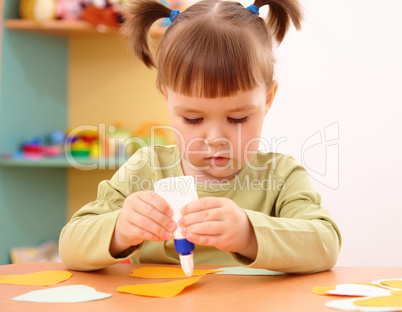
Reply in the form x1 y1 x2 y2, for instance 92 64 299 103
103 122 172 159
42 129 65 156
42 145 62 157
65 128 99 158
80 0 125 29
1 123 173 163
49 129 66 146
70 138 90 157
20 0 57 22
9 130 66 161
21 137 43 160
89 140 100 158
55 0 84 20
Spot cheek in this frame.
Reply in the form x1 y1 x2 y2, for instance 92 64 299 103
239 121 264 155
240 136 259 156
172 127 189 153
168 115 186 147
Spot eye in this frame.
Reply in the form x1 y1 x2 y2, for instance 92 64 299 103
183 117 203 125
228 116 249 124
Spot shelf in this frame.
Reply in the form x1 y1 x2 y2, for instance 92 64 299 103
4 19 166 37
0 156 126 169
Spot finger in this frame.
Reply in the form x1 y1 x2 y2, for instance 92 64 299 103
185 232 220 247
128 212 173 241
180 208 224 227
182 197 224 214
140 191 173 217
183 221 222 236
126 224 169 243
132 198 176 232
184 230 235 252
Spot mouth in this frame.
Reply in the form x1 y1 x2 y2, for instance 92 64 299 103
205 157 230 165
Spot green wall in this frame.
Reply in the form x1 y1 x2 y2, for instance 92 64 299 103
0 1 68 264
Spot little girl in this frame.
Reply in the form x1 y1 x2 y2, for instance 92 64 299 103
59 0 341 273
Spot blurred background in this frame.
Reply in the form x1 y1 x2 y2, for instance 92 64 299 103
257 0 402 267
0 0 401 267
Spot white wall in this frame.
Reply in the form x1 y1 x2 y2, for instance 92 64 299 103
184 0 402 266
261 0 402 266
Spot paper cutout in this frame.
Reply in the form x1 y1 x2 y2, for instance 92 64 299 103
312 283 389 296
117 276 202 298
354 295 402 308
129 267 222 279
326 284 391 297
314 279 402 311
215 266 285 276
325 298 401 312
12 285 111 303
373 279 402 291
312 286 337 295
0 270 72 286
380 279 402 290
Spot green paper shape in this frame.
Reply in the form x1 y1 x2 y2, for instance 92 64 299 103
215 266 285 276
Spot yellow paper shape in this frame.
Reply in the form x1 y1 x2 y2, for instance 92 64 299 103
311 283 382 296
0 270 72 286
117 276 202 298
129 267 223 279
380 280 402 289
354 295 402 308
311 286 336 295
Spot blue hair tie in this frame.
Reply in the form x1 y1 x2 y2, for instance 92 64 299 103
170 9 180 22
247 4 259 15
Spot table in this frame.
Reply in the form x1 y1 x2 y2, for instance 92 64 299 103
0 262 401 312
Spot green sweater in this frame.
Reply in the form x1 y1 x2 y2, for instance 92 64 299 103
59 145 341 273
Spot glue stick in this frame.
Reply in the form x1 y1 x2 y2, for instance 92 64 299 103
154 176 198 277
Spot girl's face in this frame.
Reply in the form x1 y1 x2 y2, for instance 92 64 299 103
163 84 277 184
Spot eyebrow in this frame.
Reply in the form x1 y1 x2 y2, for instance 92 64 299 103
174 104 257 114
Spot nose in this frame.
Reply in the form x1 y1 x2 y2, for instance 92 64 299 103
205 123 227 146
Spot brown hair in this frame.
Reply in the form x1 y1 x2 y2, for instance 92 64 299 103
123 0 303 98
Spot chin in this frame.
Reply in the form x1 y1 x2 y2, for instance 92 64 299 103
203 169 240 182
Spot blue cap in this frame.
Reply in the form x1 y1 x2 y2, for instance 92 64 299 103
174 238 195 256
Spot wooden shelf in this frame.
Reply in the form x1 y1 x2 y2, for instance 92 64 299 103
0 156 126 169
4 19 166 37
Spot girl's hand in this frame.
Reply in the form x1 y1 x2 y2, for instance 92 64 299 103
110 190 176 257
180 197 257 260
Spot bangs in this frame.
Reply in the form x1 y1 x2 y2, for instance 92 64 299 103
156 18 273 98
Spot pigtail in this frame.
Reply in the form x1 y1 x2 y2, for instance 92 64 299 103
253 0 303 44
121 0 172 67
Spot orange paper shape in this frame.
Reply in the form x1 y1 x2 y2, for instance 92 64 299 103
0 270 72 286
129 267 223 279
117 276 202 298
354 295 402 308
380 280 402 289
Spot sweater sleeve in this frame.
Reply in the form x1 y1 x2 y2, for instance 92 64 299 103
58 179 144 271
232 155 341 274
58 147 157 271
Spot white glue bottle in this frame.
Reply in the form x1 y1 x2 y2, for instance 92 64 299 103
153 176 198 277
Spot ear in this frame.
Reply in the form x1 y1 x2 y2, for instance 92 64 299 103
265 80 278 115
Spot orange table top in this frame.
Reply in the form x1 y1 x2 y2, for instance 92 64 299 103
0 262 401 312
